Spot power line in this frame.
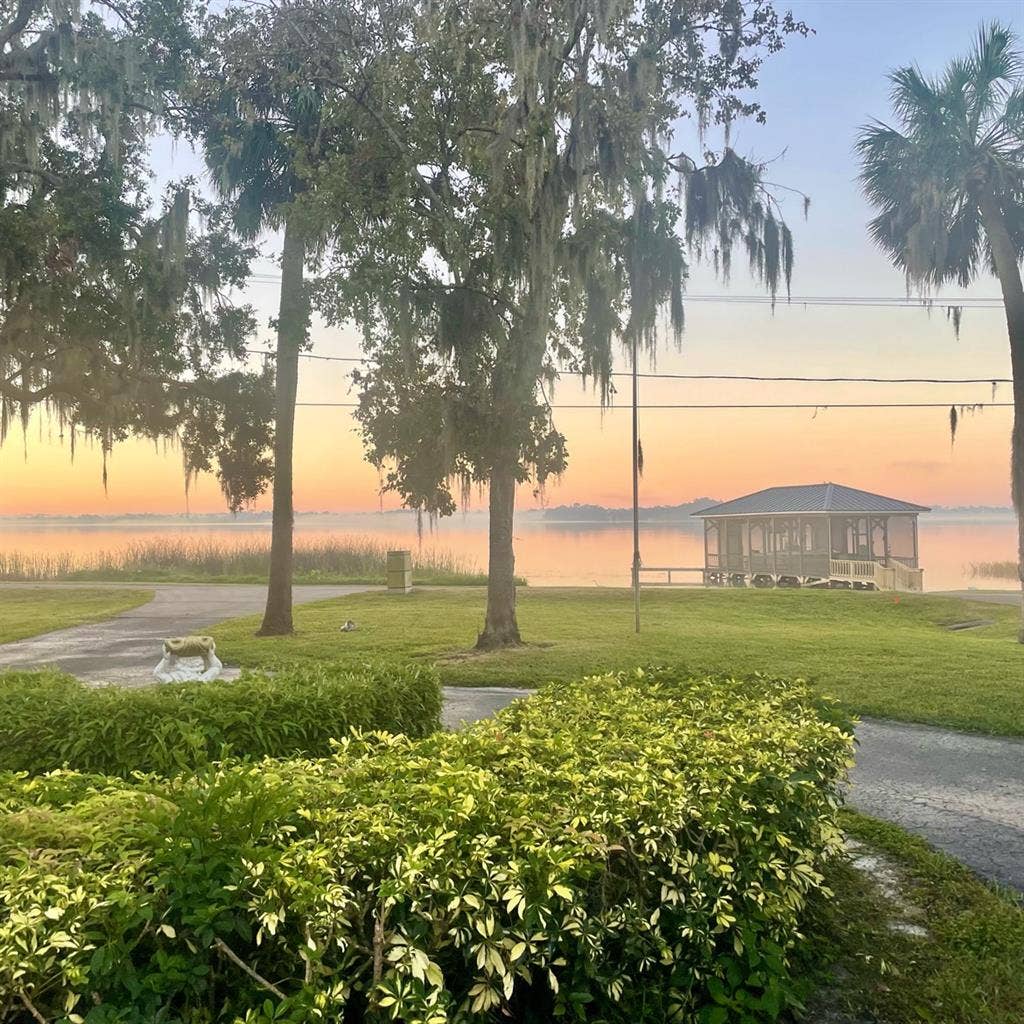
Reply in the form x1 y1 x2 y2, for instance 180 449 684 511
245 347 363 363
295 400 1012 410
244 349 1011 385
681 295 1002 309
687 293 1003 303
615 373 1011 384
243 276 1004 308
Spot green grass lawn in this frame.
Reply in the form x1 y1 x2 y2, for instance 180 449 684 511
0 586 153 644
209 586 1024 735
803 811 1024 1023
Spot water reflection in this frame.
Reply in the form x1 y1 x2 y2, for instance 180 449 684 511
0 512 1016 591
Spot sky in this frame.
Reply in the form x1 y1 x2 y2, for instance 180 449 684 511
2 0 1021 516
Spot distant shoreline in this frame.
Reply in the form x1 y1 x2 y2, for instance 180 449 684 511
0 506 1015 527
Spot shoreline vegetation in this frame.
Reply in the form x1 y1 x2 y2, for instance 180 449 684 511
0 504 1015 526
970 559 1021 581
0 536 509 586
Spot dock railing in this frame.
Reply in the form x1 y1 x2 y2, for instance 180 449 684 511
638 566 705 587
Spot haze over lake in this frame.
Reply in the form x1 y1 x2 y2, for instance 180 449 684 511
0 510 1016 591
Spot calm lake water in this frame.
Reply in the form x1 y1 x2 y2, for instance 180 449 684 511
0 512 1017 592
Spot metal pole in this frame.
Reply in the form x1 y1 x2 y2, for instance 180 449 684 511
631 334 641 633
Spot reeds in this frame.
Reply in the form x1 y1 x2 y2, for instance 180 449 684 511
0 535 487 585
968 560 1020 581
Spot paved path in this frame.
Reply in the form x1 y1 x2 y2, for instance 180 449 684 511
0 582 374 683
1 583 1022 889
935 590 1020 606
852 718 1024 891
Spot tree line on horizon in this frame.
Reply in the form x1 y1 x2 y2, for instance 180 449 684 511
2 2 1023 645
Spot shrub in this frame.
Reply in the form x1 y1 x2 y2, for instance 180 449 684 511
0 669 853 1023
0 663 442 777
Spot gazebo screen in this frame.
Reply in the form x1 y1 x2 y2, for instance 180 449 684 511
707 512 919 574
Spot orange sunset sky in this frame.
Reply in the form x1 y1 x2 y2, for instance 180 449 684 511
1 0 1019 516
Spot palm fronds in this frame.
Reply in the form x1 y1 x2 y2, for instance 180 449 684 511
857 22 1024 289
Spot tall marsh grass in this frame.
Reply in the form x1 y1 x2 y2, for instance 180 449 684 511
969 560 1020 581
0 536 490 585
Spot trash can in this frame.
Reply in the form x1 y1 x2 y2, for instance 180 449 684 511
386 549 413 593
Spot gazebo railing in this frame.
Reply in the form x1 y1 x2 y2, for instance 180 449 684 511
891 559 924 592
829 558 924 592
829 558 877 580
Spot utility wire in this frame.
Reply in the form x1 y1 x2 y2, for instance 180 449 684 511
245 348 1010 385
681 295 1002 309
241 272 999 303
244 349 1007 384
243 276 1003 308
615 373 1011 383
295 401 1013 410
245 348 362 363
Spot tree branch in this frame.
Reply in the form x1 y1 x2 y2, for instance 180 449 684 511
0 68 54 83
0 0 38 52
0 161 64 188
93 0 138 31
18 991 48 1024
272 11 448 219
213 937 286 1000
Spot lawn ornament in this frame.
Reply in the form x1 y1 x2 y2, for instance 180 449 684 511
154 635 223 683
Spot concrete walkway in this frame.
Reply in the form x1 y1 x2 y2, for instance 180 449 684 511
935 589 1020 606
853 718 1024 891
2 582 1022 889
0 582 375 683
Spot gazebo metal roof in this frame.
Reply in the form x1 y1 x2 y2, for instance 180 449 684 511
692 482 931 518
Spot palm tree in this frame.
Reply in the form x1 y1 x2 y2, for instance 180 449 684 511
192 13 323 636
859 22 1024 641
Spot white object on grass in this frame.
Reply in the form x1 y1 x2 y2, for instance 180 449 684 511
154 635 223 683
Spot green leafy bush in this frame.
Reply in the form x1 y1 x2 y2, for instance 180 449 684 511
0 669 853 1023
0 663 442 777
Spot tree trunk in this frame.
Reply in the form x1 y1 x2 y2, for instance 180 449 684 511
474 203 561 651
979 192 1024 643
476 447 522 650
258 211 306 636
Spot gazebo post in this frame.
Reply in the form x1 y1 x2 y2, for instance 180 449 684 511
827 517 833 581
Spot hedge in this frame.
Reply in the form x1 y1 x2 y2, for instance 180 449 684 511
0 662 442 777
0 669 853 1023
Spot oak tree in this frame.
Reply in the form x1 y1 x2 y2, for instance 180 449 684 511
317 0 804 647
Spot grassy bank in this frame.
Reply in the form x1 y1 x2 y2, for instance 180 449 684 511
0 586 152 644
804 810 1024 1023
210 587 1024 735
0 536 498 586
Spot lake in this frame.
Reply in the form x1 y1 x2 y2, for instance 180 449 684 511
0 511 1017 591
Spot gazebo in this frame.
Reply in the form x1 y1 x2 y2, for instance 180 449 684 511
692 482 929 591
